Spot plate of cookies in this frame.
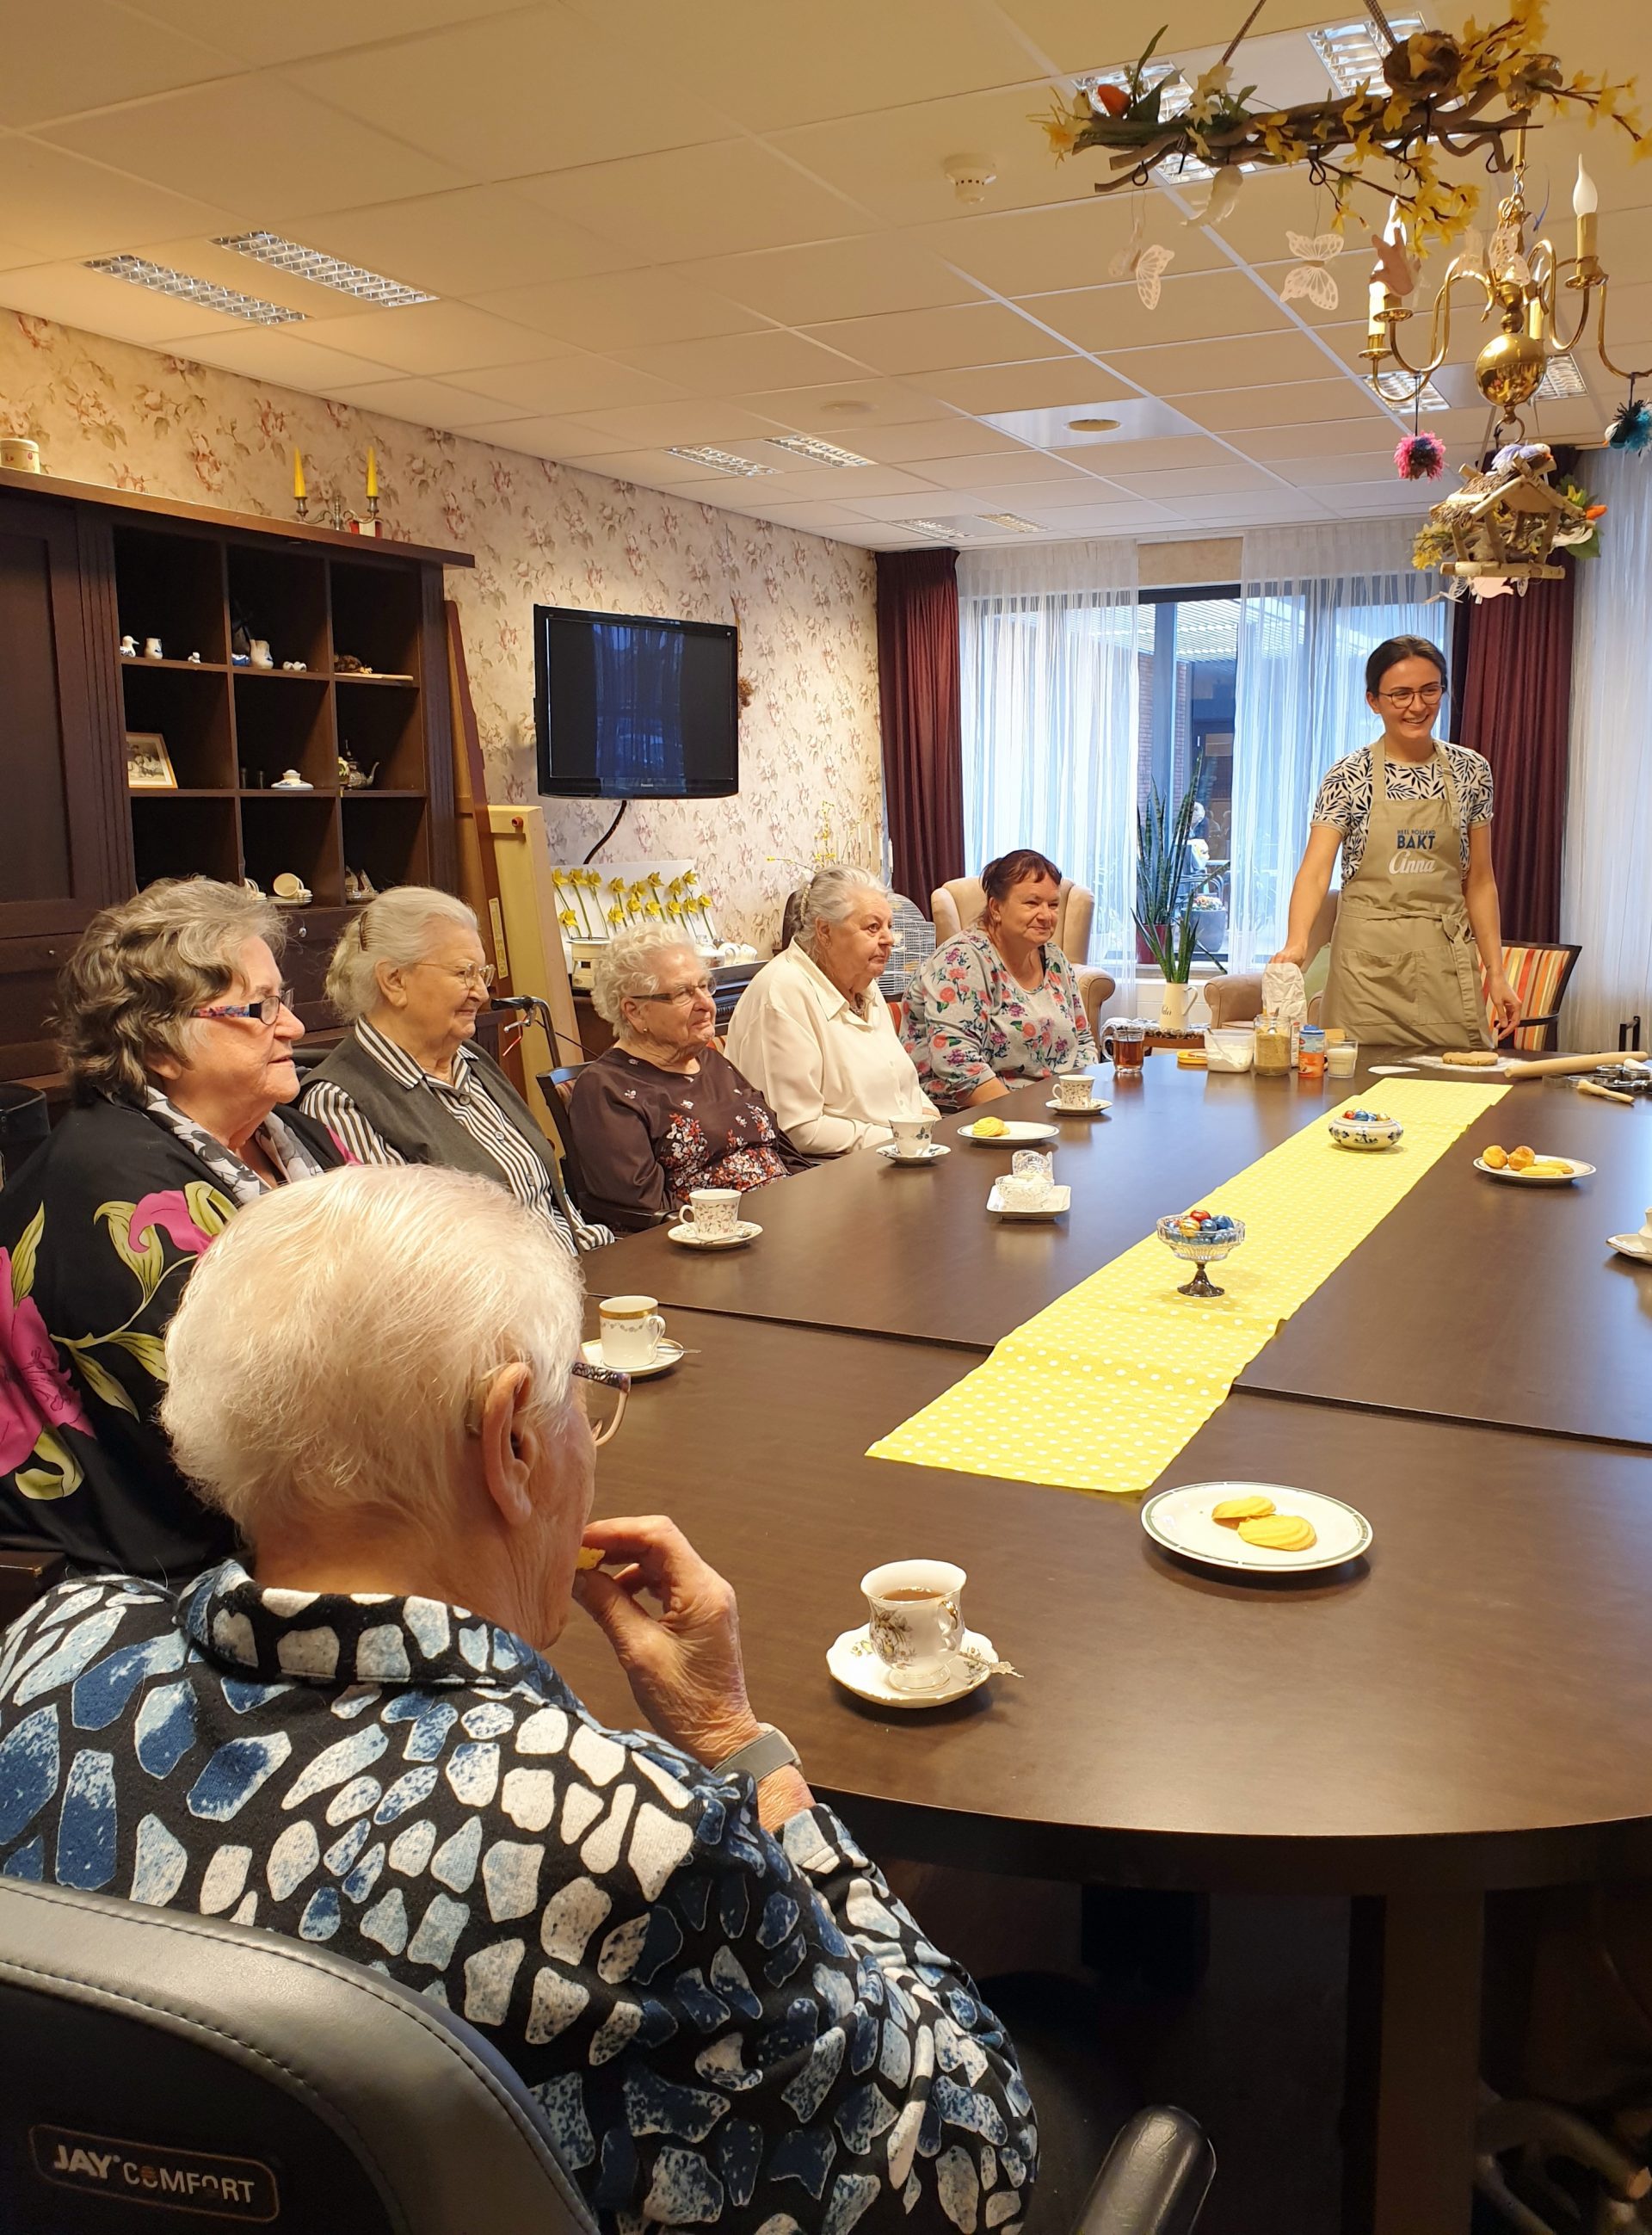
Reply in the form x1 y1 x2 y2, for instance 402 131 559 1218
1474 1145 1596 1184
1140 1482 1373 1575
1414 1050 1518 1075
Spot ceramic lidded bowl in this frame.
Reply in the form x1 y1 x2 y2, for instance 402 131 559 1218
1328 1108 1404 1151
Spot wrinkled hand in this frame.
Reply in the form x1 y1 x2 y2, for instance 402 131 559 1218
1487 977 1521 1042
574 1516 762 1767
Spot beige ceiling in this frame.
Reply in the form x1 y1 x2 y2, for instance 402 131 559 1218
3 0 1648 547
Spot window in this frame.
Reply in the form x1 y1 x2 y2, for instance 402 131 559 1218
1137 590 1238 965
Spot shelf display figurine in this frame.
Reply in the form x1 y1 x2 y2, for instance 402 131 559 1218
338 752 379 789
272 769 312 791
119 634 136 658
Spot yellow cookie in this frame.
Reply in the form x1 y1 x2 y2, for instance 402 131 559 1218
971 1116 1008 1138
1509 1145 1535 1170
1443 1049 1498 1066
1482 1144 1508 1170
1212 1494 1275 1527
1236 1515 1318 1553
1525 1159 1574 1177
576 1546 606 1571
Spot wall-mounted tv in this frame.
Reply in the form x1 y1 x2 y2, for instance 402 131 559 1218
533 605 739 800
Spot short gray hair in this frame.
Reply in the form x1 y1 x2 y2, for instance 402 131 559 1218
161 1164 584 1539
54 878 284 1104
795 863 890 958
589 929 700 1025
325 886 479 1021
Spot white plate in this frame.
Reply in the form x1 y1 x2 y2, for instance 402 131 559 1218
1142 1483 1372 1575
959 1120 1059 1145
1045 1097 1112 1116
827 1624 999 1708
1367 1065 1418 1076
987 1182 1071 1219
1413 1053 1517 1075
1607 1232 1652 1263
581 1337 683 1380
876 1142 951 1164
1473 1153 1595 1185
665 1219 761 1248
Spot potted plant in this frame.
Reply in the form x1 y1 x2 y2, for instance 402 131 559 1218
1135 767 1203 1029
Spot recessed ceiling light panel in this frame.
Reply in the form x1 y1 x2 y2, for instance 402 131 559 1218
978 514 1042 533
892 518 972 538
665 445 777 477
767 435 874 467
1305 16 1427 100
1068 416 1121 433
83 254 306 326
1374 370 1449 411
1535 353 1587 399
213 230 435 307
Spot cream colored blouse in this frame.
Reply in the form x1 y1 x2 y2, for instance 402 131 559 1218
723 942 936 1155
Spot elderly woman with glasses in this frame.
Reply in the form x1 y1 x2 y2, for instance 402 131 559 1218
0 1163 1038 2235
566 928 808 1230
300 886 611 1257
0 878 342 1579
1270 634 1518 1051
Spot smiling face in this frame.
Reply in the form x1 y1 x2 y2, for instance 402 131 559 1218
152 935 302 1147
620 944 718 1054
1367 652 1447 749
814 891 895 1000
375 922 490 1062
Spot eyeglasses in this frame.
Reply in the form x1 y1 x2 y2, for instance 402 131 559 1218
195 988 296 1026
637 979 716 1008
1376 683 1448 708
573 1356 629 1446
420 961 496 990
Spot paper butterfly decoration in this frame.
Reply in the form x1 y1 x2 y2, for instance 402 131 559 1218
1279 231 1344 312
1486 215 1532 291
1111 212 1175 309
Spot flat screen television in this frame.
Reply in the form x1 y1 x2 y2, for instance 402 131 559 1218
533 605 739 800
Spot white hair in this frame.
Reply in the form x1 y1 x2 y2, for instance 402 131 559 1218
796 863 890 957
160 1164 584 1539
590 927 700 1026
325 886 480 1022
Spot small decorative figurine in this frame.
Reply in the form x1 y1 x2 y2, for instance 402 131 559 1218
272 769 312 791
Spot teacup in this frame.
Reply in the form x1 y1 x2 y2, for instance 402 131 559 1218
1053 1071 1095 1110
861 1559 966 1692
599 1294 666 1370
888 1115 934 1160
681 1187 740 1239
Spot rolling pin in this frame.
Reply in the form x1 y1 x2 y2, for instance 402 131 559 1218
1503 1050 1647 1080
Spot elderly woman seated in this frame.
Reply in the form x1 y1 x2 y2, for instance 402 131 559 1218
300 886 610 1256
0 878 341 1578
724 865 935 1154
0 1163 1038 2235
567 928 809 1230
902 850 1099 1112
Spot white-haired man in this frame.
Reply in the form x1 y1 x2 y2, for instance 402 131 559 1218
0 1164 1034 2235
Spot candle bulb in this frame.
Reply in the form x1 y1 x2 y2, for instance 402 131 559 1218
1574 157 1599 265
365 446 379 499
293 448 305 499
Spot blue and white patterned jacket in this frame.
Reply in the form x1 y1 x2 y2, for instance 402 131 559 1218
0 1565 1035 2235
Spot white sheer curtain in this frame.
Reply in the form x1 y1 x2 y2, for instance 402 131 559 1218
958 540 1139 967
1563 453 1652 1051
1228 519 1451 969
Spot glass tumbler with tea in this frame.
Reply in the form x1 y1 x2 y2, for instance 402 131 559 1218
1101 1016 1148 1078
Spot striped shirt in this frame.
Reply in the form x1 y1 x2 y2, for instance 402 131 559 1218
302 1022 612 1257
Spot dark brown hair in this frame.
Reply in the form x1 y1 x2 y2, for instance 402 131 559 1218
1365 634 1447 698
978 850 1063 926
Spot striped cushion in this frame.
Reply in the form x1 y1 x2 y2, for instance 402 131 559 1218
1482 945 1575 1051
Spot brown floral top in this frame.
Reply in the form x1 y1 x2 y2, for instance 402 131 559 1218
566 1046 810 1232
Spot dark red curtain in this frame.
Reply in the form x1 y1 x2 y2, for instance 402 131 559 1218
875 549 964 905
1451 563 1575 942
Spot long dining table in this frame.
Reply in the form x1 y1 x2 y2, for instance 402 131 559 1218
565 1051 1652 2235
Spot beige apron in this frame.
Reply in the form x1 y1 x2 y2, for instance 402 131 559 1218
1320 739 1489 1053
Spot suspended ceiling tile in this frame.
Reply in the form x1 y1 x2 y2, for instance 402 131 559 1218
1102 328 1335 395
744 501 879 528
0 137 242 260
558 398 799 448
1178 375 1383 429
286 9 732 183
557 0 1044 133
613 329 869 397
1309 480 1438 512
115 0 514 67
843 418 1032 463
801 299 1075 377
308 373 535 427
989 0 1286 72
1270 451 1432 488
299 188 645 300
293 301 571 377
1026 269 1294 354
1100 460 1287 497
0 1 238 130
911 195 1228 296
466 271 767 350
452 355 685 416
922 357 1136 412
547 446 746 484
742 462 945 501
0 259 248 345
1045 433 1238 472
915 448 1097 487
843 491 997 521
730 379 964 429
677 237 987 326
39 78 467 220
169 328 410 392
1156 489 1331 525
1242 418 1408 460
511 144 868 262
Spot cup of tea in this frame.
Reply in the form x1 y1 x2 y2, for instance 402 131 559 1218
598 1294 666 1369
1053 1071 1094 1110
888 1115 934 1160
681 1187 740 1239
861 1559 966 1691
1101 1018 1148 1077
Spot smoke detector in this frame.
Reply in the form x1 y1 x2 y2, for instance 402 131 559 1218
943 153 998 205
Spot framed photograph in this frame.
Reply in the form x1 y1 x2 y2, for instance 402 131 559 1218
126 731 176 791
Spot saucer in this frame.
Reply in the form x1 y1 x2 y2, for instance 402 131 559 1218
987 1182 1070 1219
960 1120 1059 1145
877 1141 950 1164
1045 1097 1112 1116
1608 1232 1652 1263
666 1219 761 1249
582 1337 683 1379
826 1624 998 1709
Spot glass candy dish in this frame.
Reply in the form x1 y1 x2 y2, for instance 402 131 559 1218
1156 1210 1246 1299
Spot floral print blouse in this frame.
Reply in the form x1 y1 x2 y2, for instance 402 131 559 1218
567 1046 810 1232
899 931 1097 1113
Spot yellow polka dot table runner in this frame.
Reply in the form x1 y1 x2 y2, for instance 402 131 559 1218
868 1079 1505 1497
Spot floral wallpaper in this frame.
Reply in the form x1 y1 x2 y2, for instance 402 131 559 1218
0 311 884 949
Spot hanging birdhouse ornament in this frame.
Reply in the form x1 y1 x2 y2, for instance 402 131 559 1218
1415 443 1598 596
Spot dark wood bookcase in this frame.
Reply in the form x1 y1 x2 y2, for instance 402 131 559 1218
0 468 473 1083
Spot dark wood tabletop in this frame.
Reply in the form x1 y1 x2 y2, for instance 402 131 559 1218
558 1304 1652 1898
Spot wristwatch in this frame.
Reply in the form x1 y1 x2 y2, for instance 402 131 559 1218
710 1726 801 1782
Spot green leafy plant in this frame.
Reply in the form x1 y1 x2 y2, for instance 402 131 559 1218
1135 763 1204 985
